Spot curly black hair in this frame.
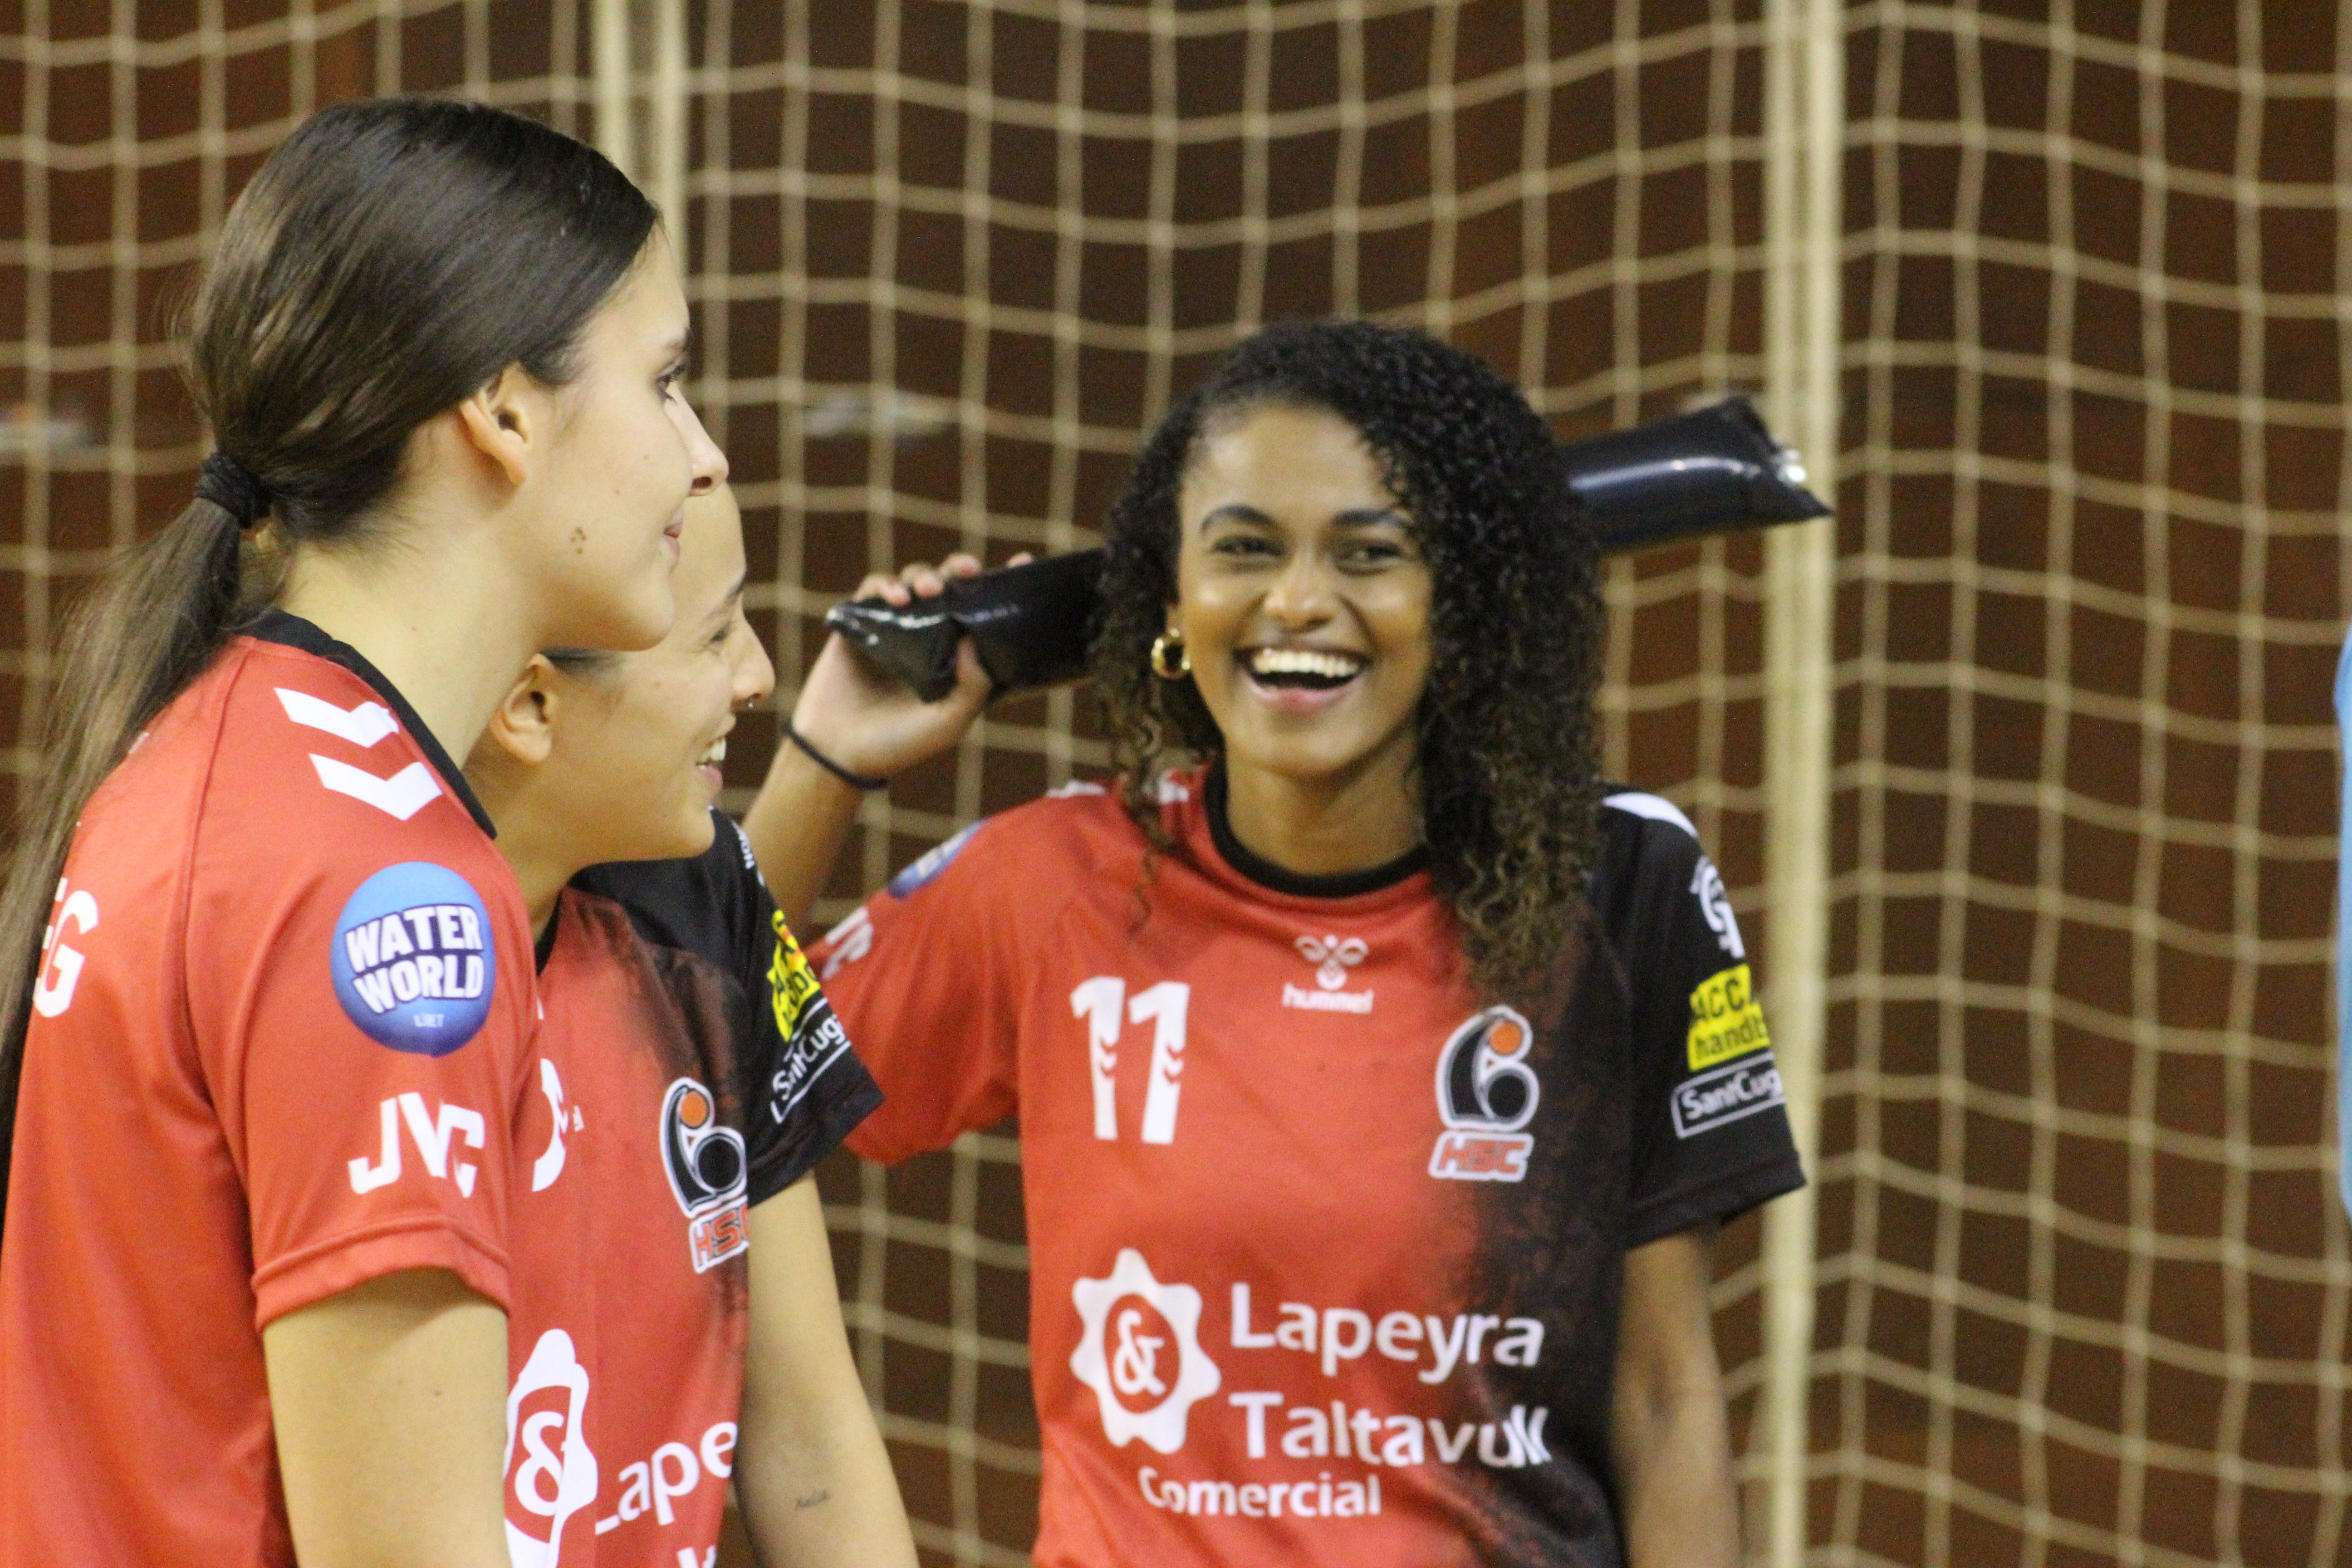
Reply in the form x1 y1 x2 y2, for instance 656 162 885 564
1092 320 1606 999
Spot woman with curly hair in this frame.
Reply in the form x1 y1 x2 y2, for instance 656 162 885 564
746 319 1804 1566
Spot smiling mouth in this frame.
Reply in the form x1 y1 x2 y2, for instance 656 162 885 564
1244 647 1368 691
696 735 727 769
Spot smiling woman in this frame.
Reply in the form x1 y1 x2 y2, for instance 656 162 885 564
1092 322 1605 997
463 486 915 1566
1163 403 1436 875
744 320 1807 1568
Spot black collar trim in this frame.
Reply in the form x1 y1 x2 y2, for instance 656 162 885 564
1202 761 1429 900
245 607 498 839
534 893 560 973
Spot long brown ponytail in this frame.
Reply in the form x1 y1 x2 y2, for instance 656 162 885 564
0 98 658 1235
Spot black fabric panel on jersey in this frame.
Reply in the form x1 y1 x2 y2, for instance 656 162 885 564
1447 907 1636 1564
1586 791 1806 1248
570 811 881 1205
1201 760 1431 897
244 607 498 838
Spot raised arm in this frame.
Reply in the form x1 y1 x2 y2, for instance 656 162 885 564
744 557 1000 929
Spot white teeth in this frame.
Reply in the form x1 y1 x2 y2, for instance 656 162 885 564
698 738 727 767
1249 648 1366 680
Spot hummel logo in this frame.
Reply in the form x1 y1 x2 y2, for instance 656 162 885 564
275 688 400 748
310 756 443 821
278 687 441 820
1294 934 1367 992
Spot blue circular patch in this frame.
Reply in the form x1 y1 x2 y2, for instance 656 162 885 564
330 862 496 1056
887 821 982 898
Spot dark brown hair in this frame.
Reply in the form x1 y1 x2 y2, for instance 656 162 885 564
0 98 657 1233
1093 320 1606 999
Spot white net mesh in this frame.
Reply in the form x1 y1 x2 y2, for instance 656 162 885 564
0 0 596 794
7 4 2351 1566
1813 5 2352 1565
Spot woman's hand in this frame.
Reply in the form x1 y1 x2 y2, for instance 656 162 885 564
747 553 1028 928
786 554 1023 781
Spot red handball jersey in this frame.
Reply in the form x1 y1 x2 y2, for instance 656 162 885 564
814 765 1803 1568
0 611 539 1567
500 812 880 1568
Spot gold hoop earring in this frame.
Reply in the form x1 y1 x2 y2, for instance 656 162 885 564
1150 631 1191 680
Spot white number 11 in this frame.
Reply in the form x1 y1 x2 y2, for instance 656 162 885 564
1070 977 1191 1144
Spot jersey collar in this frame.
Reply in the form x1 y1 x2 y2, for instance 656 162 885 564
1200 760 1431 901
244 607 498 839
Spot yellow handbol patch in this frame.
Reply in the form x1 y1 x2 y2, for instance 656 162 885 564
1687 963 1771 1071
769 911 823 1039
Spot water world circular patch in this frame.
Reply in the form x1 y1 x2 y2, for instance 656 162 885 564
887 820 981 898
331 862 495 1056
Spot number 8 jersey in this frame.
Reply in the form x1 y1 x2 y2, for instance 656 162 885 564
813 764 1804 1568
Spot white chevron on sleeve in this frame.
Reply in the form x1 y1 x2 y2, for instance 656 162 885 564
275 687 401 748
1602 790 1699 840
309 755 443 821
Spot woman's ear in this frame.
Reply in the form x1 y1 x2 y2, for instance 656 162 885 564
477 654 565 770
453 363 544 489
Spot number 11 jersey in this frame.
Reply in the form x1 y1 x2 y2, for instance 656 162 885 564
812 765 1803 1568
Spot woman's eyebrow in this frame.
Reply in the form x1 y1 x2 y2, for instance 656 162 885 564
705 573 747 627
1331 507 1408 529
1197 502 1276 533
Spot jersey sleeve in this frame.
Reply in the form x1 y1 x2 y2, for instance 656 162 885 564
569 813 882 1207
188 838 536 1331
1598 796 1807 1248
724 819 884 1204
805 813 1028 1165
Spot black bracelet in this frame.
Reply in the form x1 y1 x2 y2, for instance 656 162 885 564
783 717 891 791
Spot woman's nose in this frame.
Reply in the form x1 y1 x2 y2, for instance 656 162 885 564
733 614 776 709
1260 550 1336 627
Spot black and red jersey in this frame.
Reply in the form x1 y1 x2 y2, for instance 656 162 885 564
501 812 880 1567
812 764 1802 1567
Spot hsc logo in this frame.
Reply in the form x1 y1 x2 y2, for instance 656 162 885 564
331 862 495 1055
1428 1006 1541 1182
1071 1250 1222 1455
660 1078 749 1272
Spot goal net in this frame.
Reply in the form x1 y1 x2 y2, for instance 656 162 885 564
5 4 2348 1566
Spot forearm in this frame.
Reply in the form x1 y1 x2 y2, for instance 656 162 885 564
737 1181 918 1568
1611 1226 1742 1568
1611 1370 1742 1567
743 740 867 931
735 1393 915 1568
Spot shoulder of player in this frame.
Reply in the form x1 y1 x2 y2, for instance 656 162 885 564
1595 784 1709 869
199 636 481 834
172 642 520 921
1588 786 1713 936
887 779 1139 895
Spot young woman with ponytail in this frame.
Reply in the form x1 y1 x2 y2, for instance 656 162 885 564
0 98 723 1567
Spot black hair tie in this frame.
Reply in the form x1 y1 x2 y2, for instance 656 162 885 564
193 451 269 529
